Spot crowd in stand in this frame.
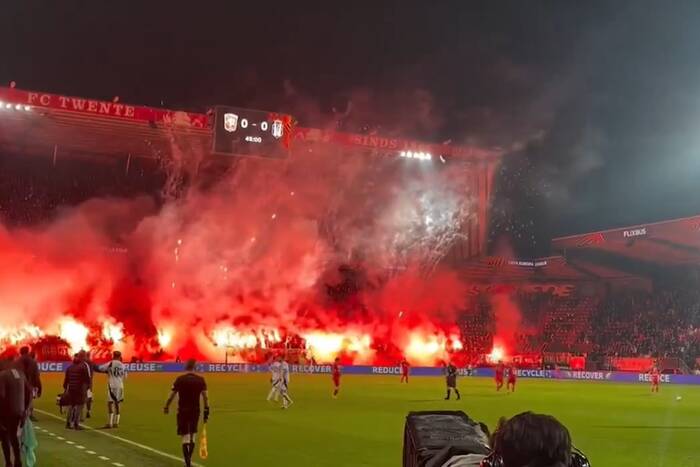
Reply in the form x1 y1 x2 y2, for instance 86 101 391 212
0 154 162 227
588 286 700 367
457 285 700 368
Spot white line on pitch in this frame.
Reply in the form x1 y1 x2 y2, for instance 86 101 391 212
99 456 110 461
35 409 203 466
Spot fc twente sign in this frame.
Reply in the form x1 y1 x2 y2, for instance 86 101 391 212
27 92 137 118
0 88 208 128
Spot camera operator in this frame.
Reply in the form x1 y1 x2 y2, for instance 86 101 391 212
481 412 573 467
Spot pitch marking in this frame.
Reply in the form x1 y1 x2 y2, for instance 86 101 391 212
36 409 203 466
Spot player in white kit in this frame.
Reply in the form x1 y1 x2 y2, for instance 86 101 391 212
97 351 127 428
279 358 293 409
267 357 282 402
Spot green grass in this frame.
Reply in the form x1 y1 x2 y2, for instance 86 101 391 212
32 373 700 466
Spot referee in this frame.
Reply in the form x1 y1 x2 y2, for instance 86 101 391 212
164 359 209 467
444 361 461 400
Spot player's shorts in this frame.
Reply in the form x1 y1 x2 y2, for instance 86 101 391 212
651 377 660 384
446 376 457 388
108 386 124 403
177 409 200 436
508 377 516 384
495 376 504 383
333 375 340 386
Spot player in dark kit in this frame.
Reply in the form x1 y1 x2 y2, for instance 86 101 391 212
164 360 210 467
444 362 460 400
400 358 410 383
332 358 341 399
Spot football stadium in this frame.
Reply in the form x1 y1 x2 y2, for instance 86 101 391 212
0 85 698 467
3 4 700 466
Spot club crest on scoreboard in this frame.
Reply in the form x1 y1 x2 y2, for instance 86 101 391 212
224 113 239 132
271 119 283 139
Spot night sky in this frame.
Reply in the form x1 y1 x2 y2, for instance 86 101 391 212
4 1 700 256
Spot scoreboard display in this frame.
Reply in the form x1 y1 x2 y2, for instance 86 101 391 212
212 106 294 159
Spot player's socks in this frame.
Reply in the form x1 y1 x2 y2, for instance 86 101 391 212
108 413 114 427
115 414 121 426
455 390 461 400
182 444 191 467
445 389 450 400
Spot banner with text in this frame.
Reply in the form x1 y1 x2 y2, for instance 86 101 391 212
37 362 700 385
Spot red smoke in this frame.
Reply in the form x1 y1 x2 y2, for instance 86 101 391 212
490 290 522 359
0 141 485 364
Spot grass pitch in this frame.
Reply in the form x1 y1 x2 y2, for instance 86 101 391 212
33 372 699 466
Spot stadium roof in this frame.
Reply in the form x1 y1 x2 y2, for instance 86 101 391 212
0 87 499 164
550 215 700 278
457 216 700 283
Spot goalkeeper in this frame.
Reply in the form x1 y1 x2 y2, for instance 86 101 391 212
164 359 210 467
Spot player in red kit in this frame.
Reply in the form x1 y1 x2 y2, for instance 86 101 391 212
400 358 410 384
495 361 505 392
332 358 341 399
507 364 517 393
650 366 660 393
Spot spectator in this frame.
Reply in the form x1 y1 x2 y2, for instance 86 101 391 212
484 412 574 467
15 347 41 422
62 353 91 430
0 357 31 467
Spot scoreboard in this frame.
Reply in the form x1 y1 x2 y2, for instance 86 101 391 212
212 106 294 159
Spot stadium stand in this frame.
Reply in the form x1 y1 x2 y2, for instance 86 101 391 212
2 87 700 373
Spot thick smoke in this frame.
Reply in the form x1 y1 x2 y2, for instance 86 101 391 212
0 132 479 364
